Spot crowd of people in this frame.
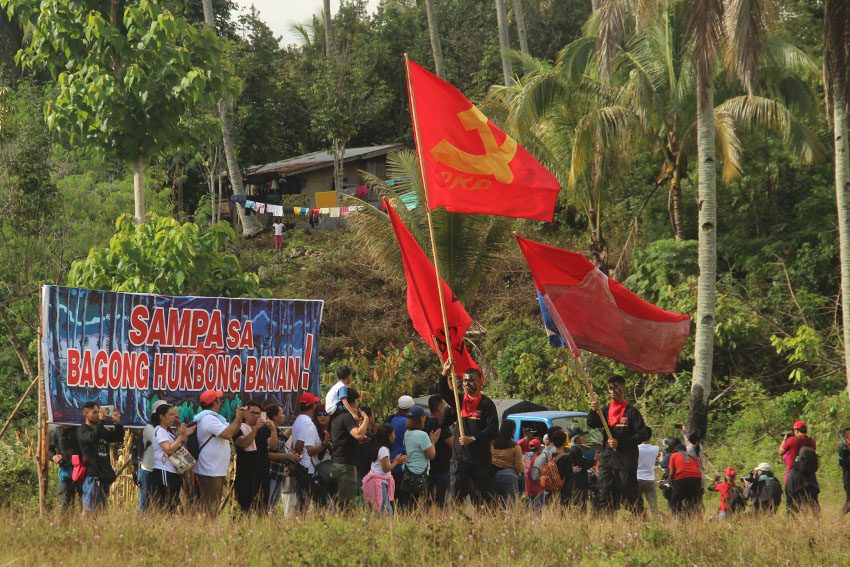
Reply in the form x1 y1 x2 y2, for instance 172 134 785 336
47 368 850 519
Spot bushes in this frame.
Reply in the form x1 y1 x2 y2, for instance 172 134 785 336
0 439 37 508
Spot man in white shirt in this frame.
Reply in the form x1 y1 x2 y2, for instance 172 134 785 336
637 440 661 515
139 399 168 513
291 392 328 511
192 389 245 515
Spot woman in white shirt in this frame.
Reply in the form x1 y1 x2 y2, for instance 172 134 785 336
149 403 195 511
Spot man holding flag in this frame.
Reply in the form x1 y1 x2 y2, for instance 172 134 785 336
588 375 651 513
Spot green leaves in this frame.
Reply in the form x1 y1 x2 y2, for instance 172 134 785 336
68 214 270 298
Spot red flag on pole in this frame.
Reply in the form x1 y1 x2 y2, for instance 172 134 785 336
405 58 561 222
386 200 479 376
515 234 691 374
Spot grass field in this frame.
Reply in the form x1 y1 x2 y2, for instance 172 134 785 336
1 500 848 567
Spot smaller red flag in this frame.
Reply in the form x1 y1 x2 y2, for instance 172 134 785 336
406 59 561 221
516 234 691 374
386 200 479 376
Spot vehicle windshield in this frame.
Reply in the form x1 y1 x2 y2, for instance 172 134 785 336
552 416 604 445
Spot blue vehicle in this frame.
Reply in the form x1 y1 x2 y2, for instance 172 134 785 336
506 410 603 459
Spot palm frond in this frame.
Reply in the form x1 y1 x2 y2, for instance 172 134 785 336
717 95 826 165
685 0 722 99
723 0 770 95
568 106 635 188
712 109 742 182
596 0 629 85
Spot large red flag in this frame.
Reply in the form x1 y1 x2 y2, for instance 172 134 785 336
515 234 691 374
405 58 561 222
386 200 479 376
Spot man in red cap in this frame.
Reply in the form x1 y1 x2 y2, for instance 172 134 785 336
778 420 817 482
291 392 329 511
192 389 245 515
709 467 745 518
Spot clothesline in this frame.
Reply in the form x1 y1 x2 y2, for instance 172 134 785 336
234 196 365 218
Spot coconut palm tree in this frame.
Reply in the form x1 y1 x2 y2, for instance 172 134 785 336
346 150 509 305
495 0 514 86
200 0 263 237
513 0 530 57
824 0 850 400
323 0 333 58
423 0 446 79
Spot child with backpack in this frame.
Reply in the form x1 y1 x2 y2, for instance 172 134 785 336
539 430 571 505
709 467 745 518
524 438 544 511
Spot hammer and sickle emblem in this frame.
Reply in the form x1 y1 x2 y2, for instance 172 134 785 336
430 106 518 184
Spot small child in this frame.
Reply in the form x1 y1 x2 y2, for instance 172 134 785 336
708 467 744 518
272 218 285 250
324 365 358 421
361 424 406 515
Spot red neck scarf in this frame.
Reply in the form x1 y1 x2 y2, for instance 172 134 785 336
462 393 482 417
608 399 628 427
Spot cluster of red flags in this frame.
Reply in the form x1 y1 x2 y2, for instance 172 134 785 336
389 57 690 376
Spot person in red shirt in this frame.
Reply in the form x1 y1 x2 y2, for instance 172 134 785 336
517 428 535 453
708 467 744 518
667 438 703 515
778 421 817 481
524 438 544 511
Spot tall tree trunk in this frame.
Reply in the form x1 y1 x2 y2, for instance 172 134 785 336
133 158 146 224
323 0 333 59
669 169 685 240
495 0 513 86
332 139 345 193
832 83 850 401
201 0 263 237
690 79 716 440
513 0 529 57
424 0 446 79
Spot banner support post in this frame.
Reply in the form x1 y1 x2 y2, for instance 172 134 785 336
404 53 465 439
37 321 48 517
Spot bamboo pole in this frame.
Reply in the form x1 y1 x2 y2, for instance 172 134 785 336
573 354 615 442
0 375 39 441
37 324 48 516
404 53 465 439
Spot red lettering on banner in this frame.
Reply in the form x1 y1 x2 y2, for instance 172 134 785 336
137 353 149 389
188 355 203 390
93 350 108 388
67 349 81 386
230 357 242 391
226 320 242 349
206 311 224 348
191 310 210 348
153 353 168 390
107 351 122 389
147 308 166 345
239 320 254 349
286 357 300 392
128 305 149 346
266 357 281 392
302 334 314 369
244 357 258 392
165 308 192 347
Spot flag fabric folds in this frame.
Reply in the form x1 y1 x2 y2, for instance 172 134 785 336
386 200 479 376
516 234 691 374
405 58 561 222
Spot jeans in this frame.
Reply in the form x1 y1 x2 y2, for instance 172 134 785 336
269 476 284 509
493 468 518 504
637 479 659 515
380 480 393 516
81 476 109 512
331 463 358 509
57 468 82 511
137 468 150 512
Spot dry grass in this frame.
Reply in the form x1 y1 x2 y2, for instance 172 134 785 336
0 501 848 566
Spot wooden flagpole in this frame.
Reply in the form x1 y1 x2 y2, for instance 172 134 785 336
572 354 615 442
404 53 466 439
37 321 48 517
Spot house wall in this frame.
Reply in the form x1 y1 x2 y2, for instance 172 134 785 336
301 159 372 206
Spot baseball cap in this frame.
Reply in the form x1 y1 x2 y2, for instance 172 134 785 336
298 392 321 406
793 420 807 430
408 406 427 419
151 400 169 412
756 462 772 473
397 395 415 410
724 467 737 478
199 390 224 405
529 438 542 449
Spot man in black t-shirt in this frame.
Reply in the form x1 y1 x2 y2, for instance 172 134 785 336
77 402 124 513
425 394 455 506
233 401 277 513
331 388 370 509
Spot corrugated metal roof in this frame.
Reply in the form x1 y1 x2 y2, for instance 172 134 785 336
244 144 403 180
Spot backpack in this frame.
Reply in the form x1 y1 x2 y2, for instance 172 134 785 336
539 453 567 492
187 426 214 460
797 446 819 475
726 485 746 513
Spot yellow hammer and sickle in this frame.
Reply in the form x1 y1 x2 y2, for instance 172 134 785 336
430 106 518 184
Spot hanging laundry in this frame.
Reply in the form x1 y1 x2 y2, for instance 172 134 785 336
245 200 255 208
330 208 340 218
231 194 247 203
355 184 369 197
320 207 330 215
